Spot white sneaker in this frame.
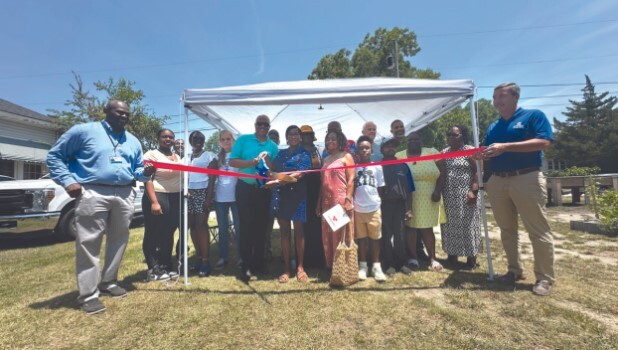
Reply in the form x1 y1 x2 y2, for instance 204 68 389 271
532 280 552 296
358 264 368 280
372 265 387 282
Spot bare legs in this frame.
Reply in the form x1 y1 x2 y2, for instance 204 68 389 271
357 238 380 264
278 218 306 281
189 212 210 266
406 227 439 265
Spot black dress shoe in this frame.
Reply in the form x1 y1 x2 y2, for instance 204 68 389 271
238 269 251 282
465 256 478 270
495 271 525 285
447 255 458 265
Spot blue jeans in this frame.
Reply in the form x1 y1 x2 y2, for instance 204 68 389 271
214 201 240 261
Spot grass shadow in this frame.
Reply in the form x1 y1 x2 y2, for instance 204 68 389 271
442 269 535 292
0 233 58 251
29 291 80 311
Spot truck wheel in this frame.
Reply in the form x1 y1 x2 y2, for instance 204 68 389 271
56 208 77 241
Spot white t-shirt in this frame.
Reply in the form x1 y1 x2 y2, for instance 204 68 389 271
184 151 216 190
353 164 385 213
215 152 238 203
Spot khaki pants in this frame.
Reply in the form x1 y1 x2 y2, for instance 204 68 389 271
486 171 555 283
75 184 136 303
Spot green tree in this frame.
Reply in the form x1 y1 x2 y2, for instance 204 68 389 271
549 75 618 172
308 27 439 80
419 99 498 150
48 72 168 150
204 131 220 154
308 49 353 80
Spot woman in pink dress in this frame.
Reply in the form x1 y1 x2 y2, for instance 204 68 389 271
317 130 356 268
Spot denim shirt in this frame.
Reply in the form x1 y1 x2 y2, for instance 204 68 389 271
47 121 148 188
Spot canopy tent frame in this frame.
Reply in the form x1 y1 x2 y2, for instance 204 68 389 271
178 77 494 284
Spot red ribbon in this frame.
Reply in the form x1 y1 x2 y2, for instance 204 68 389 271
145 147 483 178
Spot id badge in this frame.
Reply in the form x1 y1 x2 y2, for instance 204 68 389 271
110 156 122 164
220 176 231 185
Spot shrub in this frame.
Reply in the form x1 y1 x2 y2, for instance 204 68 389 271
598 190 618 235
544 166 601 177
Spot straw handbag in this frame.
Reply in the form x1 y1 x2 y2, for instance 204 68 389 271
329 229 359 287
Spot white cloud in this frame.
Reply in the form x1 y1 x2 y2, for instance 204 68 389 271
576 0 618 19
567 21 618 50
250 0 265 77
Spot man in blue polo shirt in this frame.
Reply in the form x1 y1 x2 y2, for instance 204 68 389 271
478 82 555 296
229 114 279 282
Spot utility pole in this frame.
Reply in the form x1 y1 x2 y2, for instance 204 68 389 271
394 40 399 78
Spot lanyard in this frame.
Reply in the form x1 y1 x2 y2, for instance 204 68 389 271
101 121 124 156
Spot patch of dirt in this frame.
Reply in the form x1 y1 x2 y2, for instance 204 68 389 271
413 287 447 302
553 246 618 265
481 207 618 266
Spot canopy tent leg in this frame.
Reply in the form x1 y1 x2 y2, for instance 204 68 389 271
470 92 494 281
182 99 191 285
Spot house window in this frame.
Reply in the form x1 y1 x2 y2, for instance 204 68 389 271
0 159 15 177
547 159 567 171
23 162 43 180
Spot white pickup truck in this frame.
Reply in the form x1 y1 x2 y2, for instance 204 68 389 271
0 178 144 241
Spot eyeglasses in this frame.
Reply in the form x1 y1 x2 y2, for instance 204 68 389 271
255 122 270 128
446 133 462 138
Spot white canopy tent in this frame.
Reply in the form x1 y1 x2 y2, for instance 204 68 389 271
179 77 494 283
183 78 475 141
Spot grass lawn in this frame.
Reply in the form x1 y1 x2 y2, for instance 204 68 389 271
0 206 616 350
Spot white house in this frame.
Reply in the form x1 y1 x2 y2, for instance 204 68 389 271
0 99 59 179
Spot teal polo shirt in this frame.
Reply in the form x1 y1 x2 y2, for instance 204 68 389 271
230 133 279 185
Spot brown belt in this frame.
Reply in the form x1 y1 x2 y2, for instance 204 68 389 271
492 167 540 178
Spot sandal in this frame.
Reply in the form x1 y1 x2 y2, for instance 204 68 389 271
430 260 443 272
296 270 309 283
278 273 290 283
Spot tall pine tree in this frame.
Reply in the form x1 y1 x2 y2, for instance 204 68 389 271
550 75 618 172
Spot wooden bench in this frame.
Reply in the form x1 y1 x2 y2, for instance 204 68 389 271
546 175 618 206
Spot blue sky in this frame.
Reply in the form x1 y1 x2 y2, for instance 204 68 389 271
1 0 617 136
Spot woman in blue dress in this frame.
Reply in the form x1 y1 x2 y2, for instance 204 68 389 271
267 125 312 283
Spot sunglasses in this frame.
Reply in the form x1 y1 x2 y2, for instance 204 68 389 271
255 122 270 128
446 133 461 138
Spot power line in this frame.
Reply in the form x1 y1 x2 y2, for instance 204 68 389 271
477 82 618 89
439 53 618 71
520 91 618 100
1 19 616 80
419 19 618 38
165 116 206 126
